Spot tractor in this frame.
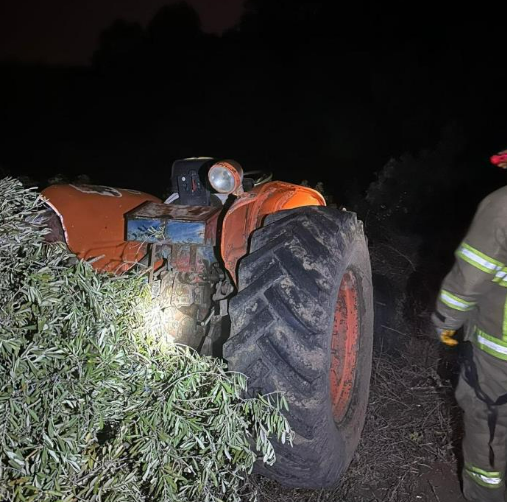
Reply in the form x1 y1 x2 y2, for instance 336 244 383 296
41 157 373 488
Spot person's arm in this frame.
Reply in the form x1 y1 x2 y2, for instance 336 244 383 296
435 189 507 331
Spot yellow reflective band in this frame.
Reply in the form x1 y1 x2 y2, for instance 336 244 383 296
504 295 507 342
457 243 504 274
439 290 475 312
495 269 507 281
474 329 507 361
494 268 507 288
465 463 503 488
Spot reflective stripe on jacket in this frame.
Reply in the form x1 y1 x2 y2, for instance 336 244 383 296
436 186 507 360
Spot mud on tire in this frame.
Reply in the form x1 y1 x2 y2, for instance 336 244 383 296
224 206 373 488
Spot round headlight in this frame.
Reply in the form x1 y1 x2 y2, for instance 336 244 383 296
209 166 235 193
208 160 243 194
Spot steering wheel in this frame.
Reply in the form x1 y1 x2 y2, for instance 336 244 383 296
243 170 273 186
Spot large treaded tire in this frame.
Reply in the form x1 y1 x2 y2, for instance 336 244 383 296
223 206 373 488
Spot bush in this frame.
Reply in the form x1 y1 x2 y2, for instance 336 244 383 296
0 178 292 502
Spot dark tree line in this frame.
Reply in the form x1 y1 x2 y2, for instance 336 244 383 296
0 0 505 205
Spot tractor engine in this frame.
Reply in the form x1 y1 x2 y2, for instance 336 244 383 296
125 158 229 352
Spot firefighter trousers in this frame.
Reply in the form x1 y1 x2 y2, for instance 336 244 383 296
455 346 507 502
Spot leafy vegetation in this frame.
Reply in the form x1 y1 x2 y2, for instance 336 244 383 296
0 178 292 502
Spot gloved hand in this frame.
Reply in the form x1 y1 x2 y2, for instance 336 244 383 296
431 312 459 346
437 328 458 347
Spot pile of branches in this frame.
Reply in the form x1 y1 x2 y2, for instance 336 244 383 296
0 178 292 502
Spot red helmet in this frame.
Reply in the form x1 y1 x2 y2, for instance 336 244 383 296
491 152 507 166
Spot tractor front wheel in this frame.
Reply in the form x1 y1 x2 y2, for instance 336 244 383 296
224 206 373 488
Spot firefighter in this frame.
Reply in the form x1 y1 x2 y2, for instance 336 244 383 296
433 151 507 501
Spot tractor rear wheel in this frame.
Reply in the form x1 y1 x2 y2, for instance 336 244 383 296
224 206 373 488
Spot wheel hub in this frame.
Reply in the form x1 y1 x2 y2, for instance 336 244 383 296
330 270 360 423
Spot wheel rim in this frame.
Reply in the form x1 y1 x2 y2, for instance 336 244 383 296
330 269 360 424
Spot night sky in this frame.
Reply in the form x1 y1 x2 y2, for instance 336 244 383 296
0 0 244 64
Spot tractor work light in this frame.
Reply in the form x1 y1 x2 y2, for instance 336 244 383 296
208 160 243 195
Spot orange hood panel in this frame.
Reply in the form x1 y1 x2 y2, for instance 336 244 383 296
42 184 161 273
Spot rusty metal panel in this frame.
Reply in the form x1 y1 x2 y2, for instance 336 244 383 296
127 202 219 221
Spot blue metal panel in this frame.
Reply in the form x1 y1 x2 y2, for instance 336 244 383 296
125 202 220 245
126 218 207 244
126 219 163 243
165 221 205 244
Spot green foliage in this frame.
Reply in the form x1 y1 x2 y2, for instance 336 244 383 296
0 178 293 502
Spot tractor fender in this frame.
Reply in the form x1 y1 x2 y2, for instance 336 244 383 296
220 181 325 283
42 184 160 272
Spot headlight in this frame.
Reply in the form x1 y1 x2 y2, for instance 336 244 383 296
208 160 243 195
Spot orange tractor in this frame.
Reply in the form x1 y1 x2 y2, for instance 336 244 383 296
42 158 373 488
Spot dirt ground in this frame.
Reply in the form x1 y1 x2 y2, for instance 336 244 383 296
257 302 467 501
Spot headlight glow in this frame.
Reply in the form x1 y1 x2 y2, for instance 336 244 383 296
208 160 244 195
141 301 177 350
209 166 236 193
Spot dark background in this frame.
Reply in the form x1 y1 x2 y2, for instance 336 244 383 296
1 0 506 251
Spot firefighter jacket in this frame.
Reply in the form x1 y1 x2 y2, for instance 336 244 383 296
436 185 507 361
